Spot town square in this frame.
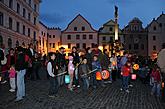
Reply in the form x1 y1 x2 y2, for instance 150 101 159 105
0 0 165 109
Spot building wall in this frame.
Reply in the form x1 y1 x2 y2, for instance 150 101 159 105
62 14 98 52
147 13 165 56
98 20 124 52
123 18 148 56
0 0 40 53
48 28 61 52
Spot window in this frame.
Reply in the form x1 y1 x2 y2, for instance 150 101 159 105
91 43 95 48
141 44 144 50
153 45 156 50
23 8 26 18
29 0 31 6
49 35 51 38
67 35 71 40
16 22 20 33
28 28 30 37
153 36 156 41
82 26 85 31
68 43 71 49
109 27 113 31
74 27 77 31
134 44 139 50
110 37 113 42
83 43 86 49
23 25 25 35
153 26 156 31
53 35 55 38
0 12 3 26
28 13 31 21
89 35 93 39
159 23 162 27
9 0 13 9
103 36 106 41
49 43 51 47
16 40 19 47
17 3 20 14
76 43 80 48
129 44 131 50
9 17 12 29
83 34 86 39
76 35 80 39
33 31 36 40
34 4 37 11
8 38 12 48
53 43 55 48
34 17 36 25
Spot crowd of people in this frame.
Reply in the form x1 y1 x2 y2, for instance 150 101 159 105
0 43 165 102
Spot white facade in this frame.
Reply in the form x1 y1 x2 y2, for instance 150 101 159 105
0 0 40 52
147 13 165 56
62 14 98 52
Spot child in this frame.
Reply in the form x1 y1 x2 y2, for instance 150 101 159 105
91 55 102 89
151 64 161 97
47 52 58 97
79 58 90 92
121 61 131 93
68 56 75 91
9 65 16 92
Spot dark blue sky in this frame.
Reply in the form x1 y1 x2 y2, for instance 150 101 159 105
40 0 165 30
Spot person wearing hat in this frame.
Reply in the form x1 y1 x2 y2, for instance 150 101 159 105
15 46 28 102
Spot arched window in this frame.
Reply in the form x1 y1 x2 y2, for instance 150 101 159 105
8 38 12 48
0 35 3 45
16 40 19 47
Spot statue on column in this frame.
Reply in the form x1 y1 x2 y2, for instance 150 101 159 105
115 5 118 19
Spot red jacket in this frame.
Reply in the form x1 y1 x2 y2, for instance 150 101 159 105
121 66 131 76
151 70 161 82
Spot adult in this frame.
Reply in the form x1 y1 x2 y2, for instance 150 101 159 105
157 43 165 102
15 46 27 102
0 44 4 85
26 43 35 80
92 44 103 63
6 48 17 69
71 47 80 87
102 49 110 70
85 47 93 71
56 47 66 86
110 54 118 81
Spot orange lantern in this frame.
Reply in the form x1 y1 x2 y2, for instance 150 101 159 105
131 74 137 80
112 61 117 66
133 64 139 70
0 76 1 81
96 71 102 80
101 70 110 80
162 82 164 88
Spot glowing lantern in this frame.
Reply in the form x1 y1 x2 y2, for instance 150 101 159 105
162 82 164 88
65 75 70 84
96 71 102 80
112 61 117 66
101 70 110 80
0 76 1 81
133 64 139 70
131 74 137 80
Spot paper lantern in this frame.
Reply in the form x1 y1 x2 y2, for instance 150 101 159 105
0 76 1 81
112 61 117 66
65 75 70 84
101 70 110 80
96 71 102 80
133 64 139 70
131 74 137 80
162 82 164 88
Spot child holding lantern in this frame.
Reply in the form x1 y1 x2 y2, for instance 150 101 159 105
121 61 131 93
68 56 75 91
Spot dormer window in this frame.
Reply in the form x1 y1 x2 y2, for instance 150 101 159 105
153 26 156 31
82 26 85 31
74 27 77 31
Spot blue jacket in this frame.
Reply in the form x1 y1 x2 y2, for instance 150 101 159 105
92 60 101 70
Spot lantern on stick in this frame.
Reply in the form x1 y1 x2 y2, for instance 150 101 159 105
96 71 102 80
131 74 137 80
133 64 139 70
65 75 70 84
101 70 110 80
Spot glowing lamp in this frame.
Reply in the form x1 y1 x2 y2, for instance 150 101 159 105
96 71 102 80
0 76 1 81
133 64 139 70
131 74 137 80
101 70 110 80
65 75 70 84
112 61 117 66
162 82 164 88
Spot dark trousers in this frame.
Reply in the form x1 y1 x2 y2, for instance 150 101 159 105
32 65 40 80
122 76 129 90
81 77 89 91
112 69 117 81
49 77 59 96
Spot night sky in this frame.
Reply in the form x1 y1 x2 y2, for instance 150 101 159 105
40 0 165 30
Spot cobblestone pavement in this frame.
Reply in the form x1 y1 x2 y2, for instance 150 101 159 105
0 68 165 109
